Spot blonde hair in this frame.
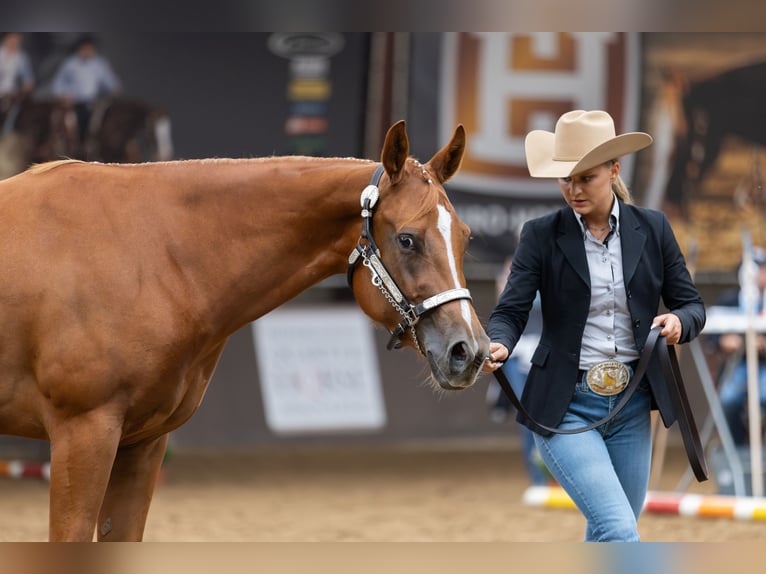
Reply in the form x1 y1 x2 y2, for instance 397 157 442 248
612 174 633 204
608 160 633 204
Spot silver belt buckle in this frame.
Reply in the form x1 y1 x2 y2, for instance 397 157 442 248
585 360 630 396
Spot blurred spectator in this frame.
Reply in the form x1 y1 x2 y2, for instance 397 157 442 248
0 33 34 98
51 34 121 146
716 246 766 444
0 32 35 136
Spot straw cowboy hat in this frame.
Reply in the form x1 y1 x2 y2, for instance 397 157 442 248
524 110 652 178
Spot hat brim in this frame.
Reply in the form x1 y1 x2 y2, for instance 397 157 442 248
525 131 653 178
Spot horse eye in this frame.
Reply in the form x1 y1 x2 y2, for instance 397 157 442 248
397 234 416 251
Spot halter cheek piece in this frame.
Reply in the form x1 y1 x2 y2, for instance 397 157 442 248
347 165 472 354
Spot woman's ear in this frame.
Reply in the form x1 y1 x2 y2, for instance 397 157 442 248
610 160 621 181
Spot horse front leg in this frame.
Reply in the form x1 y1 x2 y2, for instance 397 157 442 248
47 411 123 541
97 433 169 541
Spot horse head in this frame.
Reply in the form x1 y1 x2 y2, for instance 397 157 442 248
349 120 490 390
643 67 697 215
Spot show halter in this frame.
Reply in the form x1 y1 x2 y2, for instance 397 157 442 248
347 165 472 353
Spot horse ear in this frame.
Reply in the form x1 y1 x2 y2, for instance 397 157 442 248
381 120 409 185
428 124 465 184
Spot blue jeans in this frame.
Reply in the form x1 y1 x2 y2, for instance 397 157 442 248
719 361 766 445
533 374 653 542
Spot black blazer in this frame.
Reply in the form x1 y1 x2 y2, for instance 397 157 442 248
487 200 706 435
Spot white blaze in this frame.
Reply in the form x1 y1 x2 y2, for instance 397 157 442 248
436 204 474 339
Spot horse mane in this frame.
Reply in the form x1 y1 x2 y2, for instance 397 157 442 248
22 157 443 222
193 156 375 167
27 159 87 175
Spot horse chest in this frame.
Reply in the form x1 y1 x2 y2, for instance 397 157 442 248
125 346 223 441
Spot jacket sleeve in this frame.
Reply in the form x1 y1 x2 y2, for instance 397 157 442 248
486 220 541 353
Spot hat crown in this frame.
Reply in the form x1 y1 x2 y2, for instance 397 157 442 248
524 109 652 178
553 110 617 162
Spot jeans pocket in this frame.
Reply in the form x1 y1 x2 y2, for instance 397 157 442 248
575 373 590 394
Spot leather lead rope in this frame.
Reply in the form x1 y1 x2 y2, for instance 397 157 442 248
657 334 709 481
492 325 708 482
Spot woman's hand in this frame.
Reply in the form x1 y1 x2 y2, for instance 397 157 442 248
482 342 510 372
651 312 682 345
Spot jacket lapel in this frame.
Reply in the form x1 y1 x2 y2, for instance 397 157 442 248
619 202 646 285
556 208 590 287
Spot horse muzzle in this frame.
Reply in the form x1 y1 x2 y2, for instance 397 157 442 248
426 337 488 390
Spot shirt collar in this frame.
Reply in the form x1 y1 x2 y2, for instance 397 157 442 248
577 194 620 238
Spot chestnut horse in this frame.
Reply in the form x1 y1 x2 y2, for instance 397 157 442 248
0 96 173 179
0 120 489 541
87 97 174 163
0 97 73 178
645 62 766 216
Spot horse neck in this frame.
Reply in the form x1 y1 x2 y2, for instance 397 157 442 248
176 157 376 334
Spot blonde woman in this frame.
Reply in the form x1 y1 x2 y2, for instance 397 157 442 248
483 110 705 541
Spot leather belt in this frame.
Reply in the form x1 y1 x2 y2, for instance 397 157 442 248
492 326 708 482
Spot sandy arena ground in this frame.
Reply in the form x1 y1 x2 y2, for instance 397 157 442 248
0 442 764 543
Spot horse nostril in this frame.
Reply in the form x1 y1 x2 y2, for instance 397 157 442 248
449 341 470 374
452 342 468 360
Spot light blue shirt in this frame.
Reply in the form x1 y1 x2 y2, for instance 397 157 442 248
577 197 639 370
51 54 121 103
0 47 33 96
